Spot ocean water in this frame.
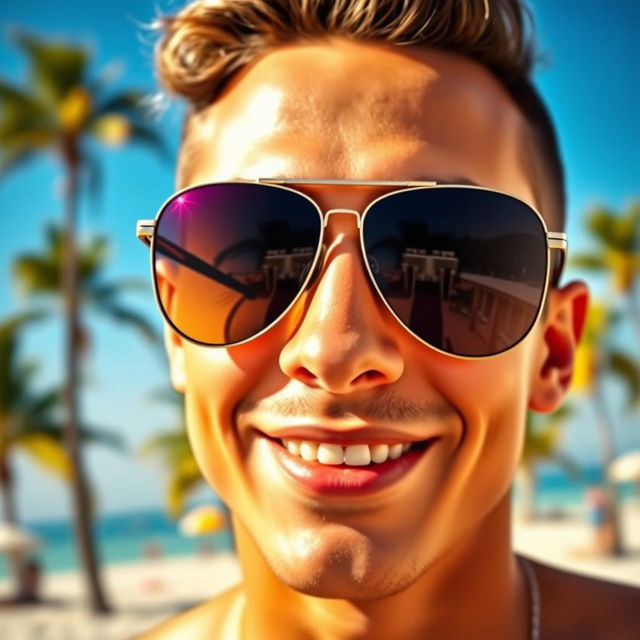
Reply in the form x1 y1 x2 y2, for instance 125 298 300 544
0 508 235 580
0 465 635 580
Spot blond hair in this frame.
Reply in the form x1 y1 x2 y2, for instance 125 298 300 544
154 0 565 229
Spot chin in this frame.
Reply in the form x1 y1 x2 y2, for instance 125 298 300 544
264 531 427 600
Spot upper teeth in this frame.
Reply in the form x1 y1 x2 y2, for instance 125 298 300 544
282 440 412 466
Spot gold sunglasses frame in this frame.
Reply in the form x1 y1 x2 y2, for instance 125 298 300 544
136 178 567 359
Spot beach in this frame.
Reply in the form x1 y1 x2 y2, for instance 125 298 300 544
1 501 639 639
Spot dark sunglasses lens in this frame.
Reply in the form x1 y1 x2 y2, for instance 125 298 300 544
363 188 548 357
154 183 321 345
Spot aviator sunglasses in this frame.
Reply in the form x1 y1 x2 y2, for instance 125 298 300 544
137 179 567 358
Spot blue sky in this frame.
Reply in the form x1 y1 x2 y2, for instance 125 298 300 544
0 1 638 521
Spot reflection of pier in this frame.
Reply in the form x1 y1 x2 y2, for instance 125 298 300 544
402 248 458 297
262 247 315 290
445 273 539 354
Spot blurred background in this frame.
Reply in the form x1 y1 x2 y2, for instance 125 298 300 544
0 0 638 637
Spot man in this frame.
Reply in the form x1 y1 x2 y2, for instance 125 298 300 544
137 0 639 637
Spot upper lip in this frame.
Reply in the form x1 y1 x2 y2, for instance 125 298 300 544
256 426 437 446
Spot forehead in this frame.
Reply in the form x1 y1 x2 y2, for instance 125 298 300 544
180 39 534 207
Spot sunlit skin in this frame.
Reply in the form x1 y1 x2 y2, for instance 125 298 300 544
139 40 639 640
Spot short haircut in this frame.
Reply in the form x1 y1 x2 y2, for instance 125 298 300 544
154 0 565 231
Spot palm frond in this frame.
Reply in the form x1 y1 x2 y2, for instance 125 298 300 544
0 146 38 178
587 206 637 253
13 253 60 295
138 429 191 462
11 30 87 106
569 253 607 271
147 387 184 407
608 350 640 408
87 278 149 303
77 234 110 282
93 91 152 119
0 79 52 136
167 456 203 518
17 432 72 479
126 121 169 160
95 303 161 344
77 425 126 451
0 311 48 412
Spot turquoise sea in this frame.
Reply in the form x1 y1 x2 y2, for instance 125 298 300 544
0 465 635 580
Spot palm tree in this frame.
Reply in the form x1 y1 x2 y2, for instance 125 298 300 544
518 406 580 521
139 389 234 550
571 301 640 555
571 201 640 340
14 224 160 352
0 31 163 612
138 390 203 519
0 312 123 600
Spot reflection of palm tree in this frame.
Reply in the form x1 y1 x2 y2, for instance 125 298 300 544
0 32 163 610
0 312 124 600
571 302 640 555
571 202 640 339
213 220 316 336
518 407 580 521
212 219 308 270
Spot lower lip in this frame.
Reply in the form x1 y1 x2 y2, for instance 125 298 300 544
268 438 436 496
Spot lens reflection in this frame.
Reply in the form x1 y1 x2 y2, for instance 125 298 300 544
154 183 321 344
363 188 547 356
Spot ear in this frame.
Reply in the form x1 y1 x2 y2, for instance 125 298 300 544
157 259 186 394
528 280 589 413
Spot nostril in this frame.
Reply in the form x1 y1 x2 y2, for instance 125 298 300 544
294 366 316 383
353 369 385 385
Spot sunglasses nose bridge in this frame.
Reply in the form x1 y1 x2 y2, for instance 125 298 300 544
323 209 362 229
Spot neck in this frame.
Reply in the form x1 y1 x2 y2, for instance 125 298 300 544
232 493 530 640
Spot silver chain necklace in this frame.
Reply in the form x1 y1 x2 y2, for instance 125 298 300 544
519 556 541 640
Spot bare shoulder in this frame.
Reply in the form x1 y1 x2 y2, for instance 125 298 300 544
530 557 640 640
133 584 244 640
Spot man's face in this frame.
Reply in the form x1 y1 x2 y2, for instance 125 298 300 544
164 40 562 599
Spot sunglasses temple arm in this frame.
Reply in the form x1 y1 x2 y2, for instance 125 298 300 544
550 247 567 286
155 236 257 299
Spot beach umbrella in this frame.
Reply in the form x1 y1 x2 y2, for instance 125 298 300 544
0 522 41 553
608 451 640 483
179 505 226 537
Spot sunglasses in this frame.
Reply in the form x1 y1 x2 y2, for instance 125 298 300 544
137 179 566 358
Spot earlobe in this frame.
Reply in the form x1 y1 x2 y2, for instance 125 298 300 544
528 281 589 413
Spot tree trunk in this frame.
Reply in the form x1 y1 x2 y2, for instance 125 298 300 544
628 289 640 347
0 456 28 599
592 364 625 557
61 144 111 613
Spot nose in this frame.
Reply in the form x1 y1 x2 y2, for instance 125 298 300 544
279 215 404 393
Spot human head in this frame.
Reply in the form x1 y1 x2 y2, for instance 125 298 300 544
151 0 588 600
157 0 565 232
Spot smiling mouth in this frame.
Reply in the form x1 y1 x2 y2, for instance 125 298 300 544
278 438 428 465
262 434 438 495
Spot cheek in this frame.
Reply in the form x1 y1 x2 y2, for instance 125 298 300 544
179 330 291 504
181 343 261 502
425 344 535 522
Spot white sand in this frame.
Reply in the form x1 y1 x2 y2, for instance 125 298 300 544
1 502 638 639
